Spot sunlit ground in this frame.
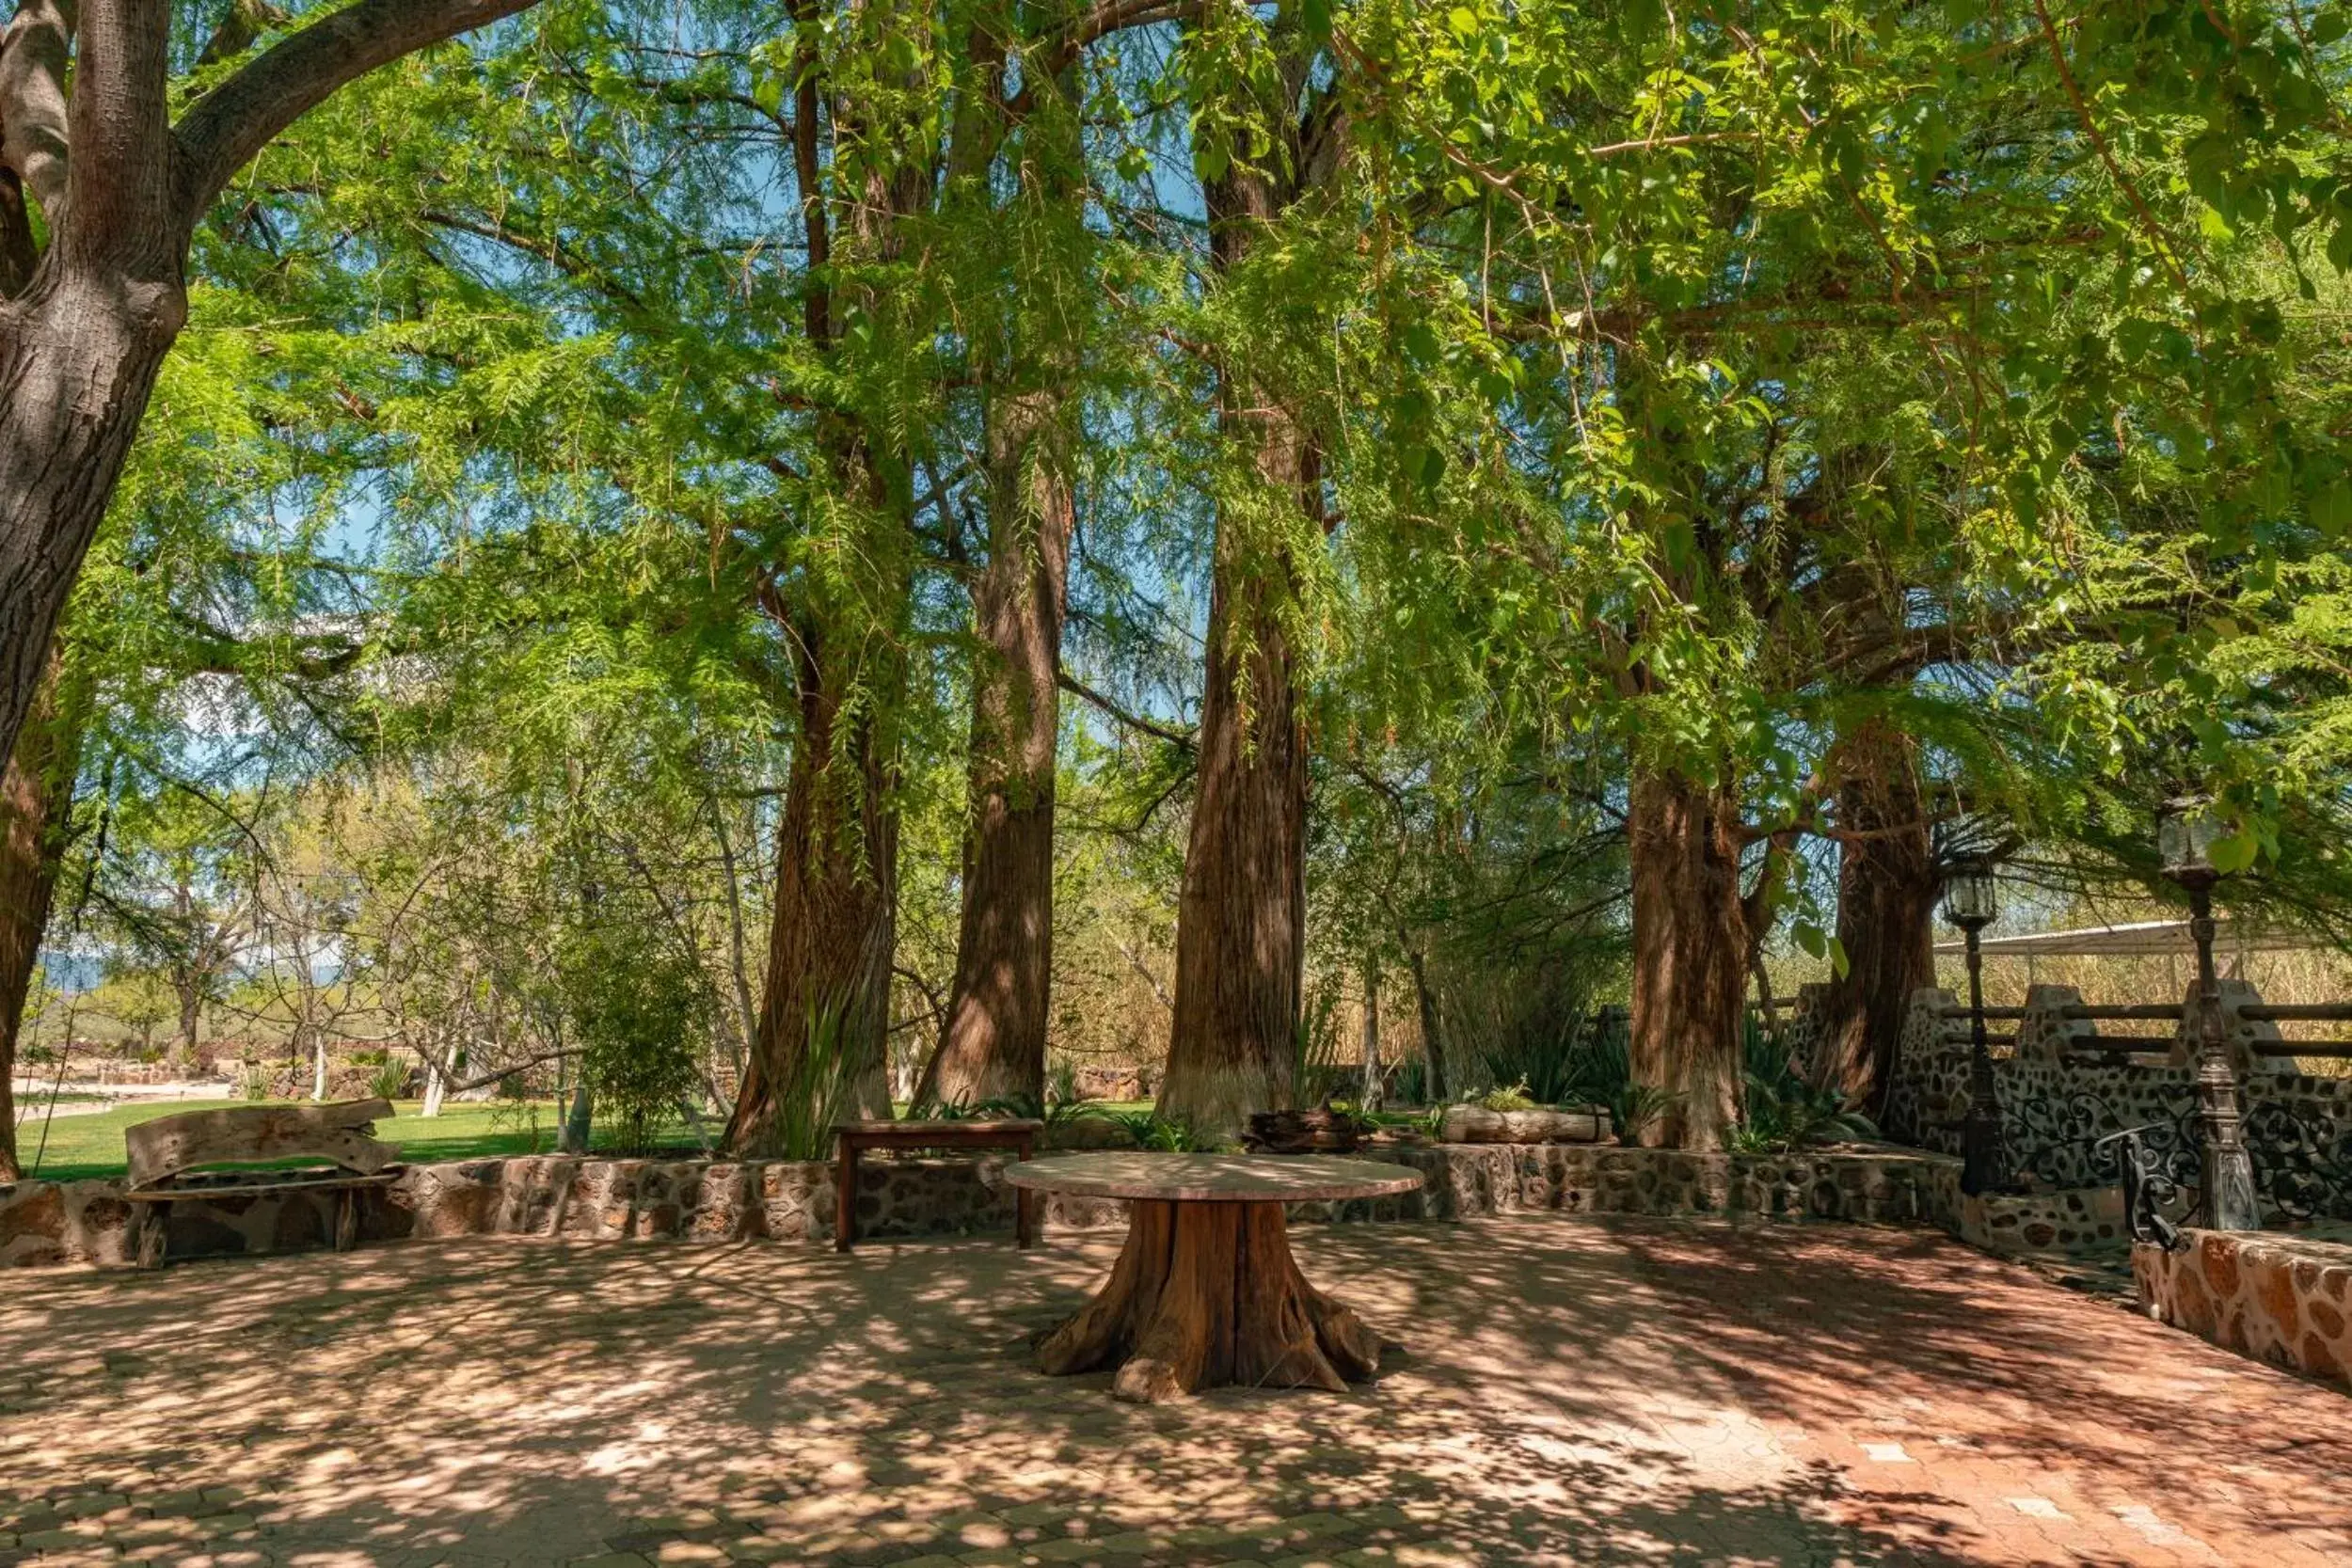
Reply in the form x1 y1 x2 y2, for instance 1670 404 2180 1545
4 1215 2347 1565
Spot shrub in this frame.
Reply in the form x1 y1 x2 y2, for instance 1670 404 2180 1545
1477 1079 1537 1112
567 936 707 1156
765 997 860 1161
1732 1014 1878 1152
364 1058 415 1101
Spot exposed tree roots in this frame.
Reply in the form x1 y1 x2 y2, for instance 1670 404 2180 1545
1035 1199 1383 1402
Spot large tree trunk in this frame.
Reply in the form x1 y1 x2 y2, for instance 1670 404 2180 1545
1159 539 1310 1139
914 382 1072 1111
1814 719 1937 1113
0 648 79 1181
0 278 180 766
1159 499 1311 1145
1627 766 1749 1149
725 613 900 1154
1155 129 1327 1143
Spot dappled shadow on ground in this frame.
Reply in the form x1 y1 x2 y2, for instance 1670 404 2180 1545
3 1215 2347 1566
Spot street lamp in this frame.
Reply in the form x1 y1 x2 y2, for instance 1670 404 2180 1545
2158 794 2262 1231
1941 859 2008 1196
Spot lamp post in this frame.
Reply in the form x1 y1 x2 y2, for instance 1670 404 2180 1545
1941 859 2007 1196
2158 796 2262 1231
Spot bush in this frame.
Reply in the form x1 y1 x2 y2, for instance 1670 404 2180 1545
1477 1079 1537 1112
1732 1014 1879 1152
1554 1013 1678 1144
364 1058 415 1101
567 936 707 1156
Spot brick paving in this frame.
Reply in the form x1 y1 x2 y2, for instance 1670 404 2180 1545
2 1215 2347 1566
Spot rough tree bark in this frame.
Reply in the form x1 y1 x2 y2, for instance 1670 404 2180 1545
1157 36 1341 1142
722 0 925 1150
914 384 1071 1111
1158 543 1311 1139
1813 719 1937 1112
0 646 79 1181
725 608 902 1152
0 0 542 768
1626 767 1749 1149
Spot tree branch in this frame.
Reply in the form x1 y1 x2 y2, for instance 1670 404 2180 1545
0 0 72 232
1057 667 1193 747
171 0 537 230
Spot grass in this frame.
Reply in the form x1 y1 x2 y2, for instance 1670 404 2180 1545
8 1094 1168 1182
7 1099 690 1182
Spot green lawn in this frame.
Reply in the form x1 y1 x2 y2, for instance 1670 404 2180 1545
11 1098 648 1182
10 1095 1164 1181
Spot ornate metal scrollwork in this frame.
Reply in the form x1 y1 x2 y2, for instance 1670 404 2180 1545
2007 1085 2199 1193
2241 1101 2352 1224
2094 1124 2186 1251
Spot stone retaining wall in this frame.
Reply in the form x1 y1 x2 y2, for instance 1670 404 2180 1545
2134 1228 2352 1387
0 1140 1969 1271
1947 1184 2134 1259
1879 984 2352 1222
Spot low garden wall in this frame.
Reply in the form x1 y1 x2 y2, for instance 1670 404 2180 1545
2134 1228 2352 1388
0 1140 1967 1271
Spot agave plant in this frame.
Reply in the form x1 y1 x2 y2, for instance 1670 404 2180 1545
364 1058 415 1102
770 998 861 1162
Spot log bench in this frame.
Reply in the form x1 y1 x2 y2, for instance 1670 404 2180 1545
833 1118 1043 1252
123 1098 403 1269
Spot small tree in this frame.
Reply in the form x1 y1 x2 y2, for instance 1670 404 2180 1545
568 935 706 1157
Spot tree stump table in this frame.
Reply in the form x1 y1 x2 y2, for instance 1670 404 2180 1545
1004 1152 1422 1403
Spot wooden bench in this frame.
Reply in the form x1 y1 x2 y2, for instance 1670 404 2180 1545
833 1118 1043 1253
123 1098 404 1269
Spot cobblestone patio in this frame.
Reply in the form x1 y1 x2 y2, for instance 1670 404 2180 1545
3 1216 2347 1566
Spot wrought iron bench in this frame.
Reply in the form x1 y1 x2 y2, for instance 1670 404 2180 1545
123 1098 403 1269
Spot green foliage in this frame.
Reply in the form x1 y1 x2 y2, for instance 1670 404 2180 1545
567 933 708 1156
1547 1016 1682 1144
1476 1080 1537 1113
766 1000 862 1164
363 1060 416 1101
1096 1108 1211 1152
50 0 2352 1162
1733 1016 1881 1153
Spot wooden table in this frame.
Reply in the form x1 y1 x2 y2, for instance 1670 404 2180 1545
1004 1152 1423 1402
833 1118 1044 1253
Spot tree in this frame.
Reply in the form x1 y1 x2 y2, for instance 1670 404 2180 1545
0 0 543 772
1322 0 2352 1147
93 793 251 1074
914 44 1094 1112
0 642 80 1178
1155 1 1349 1139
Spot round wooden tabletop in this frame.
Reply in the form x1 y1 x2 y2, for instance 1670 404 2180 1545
1001 1151 1424 1203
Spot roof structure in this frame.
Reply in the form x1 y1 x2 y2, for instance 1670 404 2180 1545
1931 918 2312 958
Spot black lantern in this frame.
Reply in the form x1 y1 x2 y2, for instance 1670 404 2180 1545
2157 794 2260 1230
2158 795 2223 890
1941 860 1998 932
1941 859 2008 1196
